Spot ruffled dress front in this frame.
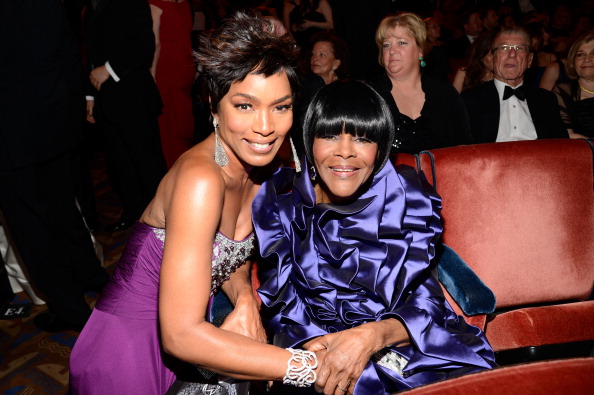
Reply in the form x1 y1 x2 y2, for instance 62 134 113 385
252 163 497 394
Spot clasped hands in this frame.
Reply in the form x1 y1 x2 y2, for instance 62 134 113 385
303 325 379 395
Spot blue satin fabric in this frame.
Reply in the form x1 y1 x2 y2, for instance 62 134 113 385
252 163 497 394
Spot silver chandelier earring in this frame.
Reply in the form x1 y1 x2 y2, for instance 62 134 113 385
289 138 301 173
213 119 229 167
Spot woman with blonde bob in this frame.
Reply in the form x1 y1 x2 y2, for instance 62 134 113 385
371 12 472 154
552 30 594 138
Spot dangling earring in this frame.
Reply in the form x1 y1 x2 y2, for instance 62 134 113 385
289 138 301 173
309 165 316 182
213 119 229 167
419 56 426 67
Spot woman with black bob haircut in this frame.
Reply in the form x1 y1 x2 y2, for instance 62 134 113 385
253 80 496 394
302 78 393 181
70 12 327 395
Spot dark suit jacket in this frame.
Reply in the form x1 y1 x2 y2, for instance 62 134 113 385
446 35 472 59
460 80 568 143
85 0 162 123
0 0 83 170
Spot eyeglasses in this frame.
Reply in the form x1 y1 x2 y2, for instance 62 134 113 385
492 44 531 54
575 51 594 60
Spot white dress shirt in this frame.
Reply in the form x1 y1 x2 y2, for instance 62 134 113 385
494 79 538 142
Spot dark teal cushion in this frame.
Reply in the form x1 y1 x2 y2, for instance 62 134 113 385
437 244 496 315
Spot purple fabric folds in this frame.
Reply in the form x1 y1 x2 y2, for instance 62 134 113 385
252 164 496 394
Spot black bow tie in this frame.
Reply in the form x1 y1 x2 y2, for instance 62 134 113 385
503 85 526 101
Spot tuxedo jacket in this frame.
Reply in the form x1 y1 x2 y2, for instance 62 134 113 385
0 0 83 170
85 0 162 123
461 80 568 143
446 35 472 59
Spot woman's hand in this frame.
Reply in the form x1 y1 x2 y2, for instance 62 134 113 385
304 319 409 395
220 295 267 343
303 328 373 395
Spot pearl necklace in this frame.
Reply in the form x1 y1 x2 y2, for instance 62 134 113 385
579 80 594 95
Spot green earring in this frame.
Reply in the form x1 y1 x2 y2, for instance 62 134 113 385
420 56 426 67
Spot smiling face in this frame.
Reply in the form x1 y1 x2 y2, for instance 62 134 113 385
310 41 341 84
492 32 534 87
381 26 423 79
312 132 378 204
214 71 293 168
575 40 594 81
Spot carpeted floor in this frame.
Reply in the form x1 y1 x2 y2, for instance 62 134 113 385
0 150 131 394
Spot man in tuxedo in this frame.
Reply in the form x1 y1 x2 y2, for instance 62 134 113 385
447 10 484 60
0 0 109 331
85 0 166 231
461 26 568 143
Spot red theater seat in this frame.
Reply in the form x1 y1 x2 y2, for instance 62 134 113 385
394 139 594 359
400 357 594 395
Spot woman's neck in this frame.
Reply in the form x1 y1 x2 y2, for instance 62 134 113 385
321 72 337 85
389 71 422 91
579 77 594 98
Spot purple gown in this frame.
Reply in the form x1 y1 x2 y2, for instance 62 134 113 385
69 222 254 394
252 164 497 394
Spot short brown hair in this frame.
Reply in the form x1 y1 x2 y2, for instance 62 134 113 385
195 12 301 113
375 13 426 66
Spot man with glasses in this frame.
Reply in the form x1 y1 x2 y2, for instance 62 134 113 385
461 27 567 143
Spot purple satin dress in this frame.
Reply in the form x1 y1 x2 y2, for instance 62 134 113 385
252 164 497 394
69 223 254 394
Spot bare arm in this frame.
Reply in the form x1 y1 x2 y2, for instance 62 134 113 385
158 162 306 380
149 4 162 79
452 67 465 93
539 61 559 91
219 260 267 343
301 0 333 30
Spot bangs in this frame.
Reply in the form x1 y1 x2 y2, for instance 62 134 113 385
311 109 384 144
303 80 395 174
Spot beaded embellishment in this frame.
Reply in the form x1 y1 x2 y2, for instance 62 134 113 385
211 232 255 293
152 228 255 294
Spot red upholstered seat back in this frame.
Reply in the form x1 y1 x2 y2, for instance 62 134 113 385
415 139 594 309
402 357 594 395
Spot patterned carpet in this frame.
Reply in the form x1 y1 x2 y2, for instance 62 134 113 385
0 150 131 394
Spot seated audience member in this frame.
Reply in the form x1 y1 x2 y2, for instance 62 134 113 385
461 27 568 143
292 32 351 156
452 30 497 92
480 6 499 32
422 17 450 82
371 13 472 154
308 32 351 85
523 22 557 87
446 10 484 61
283 0 334 57
253 80 497 395
552 30 594 138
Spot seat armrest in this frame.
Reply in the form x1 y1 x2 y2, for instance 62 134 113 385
437 244 496 316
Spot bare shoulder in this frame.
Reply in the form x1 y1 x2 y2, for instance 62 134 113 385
143 144 224 225
166 146 225 201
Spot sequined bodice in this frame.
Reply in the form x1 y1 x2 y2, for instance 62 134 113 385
153 228 255 293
